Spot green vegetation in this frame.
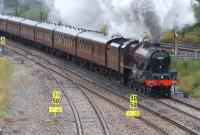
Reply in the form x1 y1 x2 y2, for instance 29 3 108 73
0 57 12 117
17 6 48 21
161 31 199 45
171 58 200 97
2 0 48 21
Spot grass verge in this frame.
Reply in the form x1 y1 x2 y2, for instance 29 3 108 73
0 57 12 117
171 58 200 97
17 6 48 21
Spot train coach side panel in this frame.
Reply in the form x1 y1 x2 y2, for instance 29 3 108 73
93 42 106 66
35 28 53 47
77 38 94 62
54 32 76 55
107 43 120 71
7 21 20 36
20 24 35 41
0 18 7 32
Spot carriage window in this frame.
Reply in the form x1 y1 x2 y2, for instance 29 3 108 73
68 39 71 46
83 43 85 52
88 45 91 53
83 43 85 51
64 39 66 46
67 39 69 46
80 41 83 50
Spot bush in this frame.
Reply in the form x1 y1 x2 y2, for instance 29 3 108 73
161 32 174 43
161 31 199 44
171 58 200 97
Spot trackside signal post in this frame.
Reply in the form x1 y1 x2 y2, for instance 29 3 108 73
0 37 6 56
49 90 63 120
126 94 140 117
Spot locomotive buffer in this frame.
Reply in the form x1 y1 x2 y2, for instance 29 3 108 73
126 94 140 117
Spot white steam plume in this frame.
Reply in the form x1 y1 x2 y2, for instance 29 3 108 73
0 0 4 13
45 0 198 42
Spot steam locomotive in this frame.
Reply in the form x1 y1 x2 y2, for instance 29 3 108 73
0 15 178 97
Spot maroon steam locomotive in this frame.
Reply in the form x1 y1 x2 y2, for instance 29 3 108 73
0 15 178 96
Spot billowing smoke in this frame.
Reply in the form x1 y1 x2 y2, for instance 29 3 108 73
0 0 197 41
0 0 4 13
44 0 198 42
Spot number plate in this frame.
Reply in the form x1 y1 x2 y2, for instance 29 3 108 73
130 94 137 102
52 98 60 105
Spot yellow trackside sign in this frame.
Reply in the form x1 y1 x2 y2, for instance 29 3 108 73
130 94 138 110
49 90 63 113
0 37 6 46
126 94 141 117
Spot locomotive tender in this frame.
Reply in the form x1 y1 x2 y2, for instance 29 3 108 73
0 15 178 96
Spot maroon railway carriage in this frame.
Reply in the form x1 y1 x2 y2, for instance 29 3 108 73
35 23 58 48
106 42 121 72
6 16 25 37
20 19 39 42
77 31 109 67
54 26 81 56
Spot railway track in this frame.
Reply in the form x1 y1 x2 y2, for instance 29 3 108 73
8 45 111 135
52 70 110 135
6 41 200 135
47 70 84 135
7 42 171 135
134 92 200 122
161 43 200 53
64 73 110 135
158 98 200 120
170 98 200 112
12 48 84 135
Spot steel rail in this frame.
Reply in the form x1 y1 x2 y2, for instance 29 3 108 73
7 46 83 135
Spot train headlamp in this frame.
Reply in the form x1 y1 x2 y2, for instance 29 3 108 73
149 81 154 87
